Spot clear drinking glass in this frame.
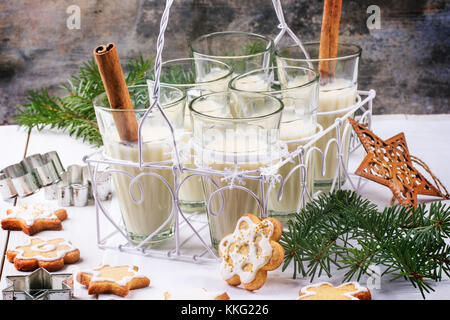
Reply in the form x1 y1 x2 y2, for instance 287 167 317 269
276 42 361 191
190 91 283 249
190 31 274 76
94 85 185 244
147 58 233 213
229 66 319 224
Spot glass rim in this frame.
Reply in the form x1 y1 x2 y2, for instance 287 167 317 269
189 91 284 122
147 57 234 88
189 31 274 59
93 84 186 112
228 65 319 94
275 42 362 62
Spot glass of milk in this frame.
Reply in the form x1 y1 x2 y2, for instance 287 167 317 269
190 31 273 76
147 58 233 213
94 85 185 245
276 42 361 191
190 91 283 249
229 66 319 225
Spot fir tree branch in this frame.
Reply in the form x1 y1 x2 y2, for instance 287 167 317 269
281 190 450 298
14 54 155 147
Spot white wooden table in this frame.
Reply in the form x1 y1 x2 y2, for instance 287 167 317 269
1 114 449 300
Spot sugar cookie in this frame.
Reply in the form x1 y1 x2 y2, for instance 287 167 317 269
6 237 80 272
77 265 150 297
218 213 284 291
1 203 67 235
297 282 371 300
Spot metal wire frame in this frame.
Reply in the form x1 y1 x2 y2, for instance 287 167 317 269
84 90 375 263
83 0 376 263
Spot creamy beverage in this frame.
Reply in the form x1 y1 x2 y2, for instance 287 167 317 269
315 79 356 188
198 133 273 249
268 117 316 224
231 70 319 224
179 68 232 212
275 42 361 190
283 77 356 189
104 126 176 244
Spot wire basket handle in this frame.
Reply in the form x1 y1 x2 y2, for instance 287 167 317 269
138 0 312 168
138 0 181 169
272 0 313 68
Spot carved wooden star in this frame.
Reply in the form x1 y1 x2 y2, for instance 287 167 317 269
349 118 443 208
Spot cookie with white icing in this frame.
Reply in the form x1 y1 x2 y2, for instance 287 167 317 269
297 282 371 300
164 288 230 300
77 265 150 297
218 213 284 291
1 203 67 235
6 237 80 272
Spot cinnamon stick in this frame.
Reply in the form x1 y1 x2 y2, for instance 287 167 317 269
318 0 342 80
94 43 138 142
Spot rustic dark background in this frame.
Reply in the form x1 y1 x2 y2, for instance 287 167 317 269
0 0 449 124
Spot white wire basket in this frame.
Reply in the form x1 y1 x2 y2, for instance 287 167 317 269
83 0 376 264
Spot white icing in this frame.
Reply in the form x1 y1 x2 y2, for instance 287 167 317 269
5 203 59 226
13 238 77 262
297 282 368 300
219 216 274 284
90 265 147 287
164 288 225 300
30 243 57 253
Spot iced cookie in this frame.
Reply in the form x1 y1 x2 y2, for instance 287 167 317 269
164 288 230 300
218 213 284 291
1 203 67 235
6 237 80 272
77 265 150 297
297 282 371 300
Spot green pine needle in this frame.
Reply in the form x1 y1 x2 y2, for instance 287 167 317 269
281 190 450 299
14 54 155 147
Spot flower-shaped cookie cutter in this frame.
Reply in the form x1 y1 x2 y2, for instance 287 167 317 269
0 151 64 201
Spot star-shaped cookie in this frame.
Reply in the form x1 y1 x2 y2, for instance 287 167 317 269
298 282 371 300
218 214 284 291
1 203 67 235
349 118 443 207
77 265 150 297
6 238 80 272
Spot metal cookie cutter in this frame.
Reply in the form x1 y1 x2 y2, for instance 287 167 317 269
2 268 73 300
0 151 65 201
21 154 60 187
55 165 112 207
2 163 40 198
0 171 18 200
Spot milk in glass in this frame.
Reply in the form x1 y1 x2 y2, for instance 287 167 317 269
315 79 356 188
179 68 232 211
104 126 176 244
199 130 272 249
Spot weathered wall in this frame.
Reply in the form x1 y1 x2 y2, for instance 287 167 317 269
0 0 449 123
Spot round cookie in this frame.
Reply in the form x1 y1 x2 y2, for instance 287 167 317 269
6 237 80 272
218 213 284 291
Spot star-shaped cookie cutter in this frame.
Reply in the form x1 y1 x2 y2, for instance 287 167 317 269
2 268 73 300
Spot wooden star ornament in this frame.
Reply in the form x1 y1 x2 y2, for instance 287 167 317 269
349 118 447 208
